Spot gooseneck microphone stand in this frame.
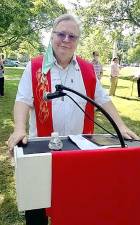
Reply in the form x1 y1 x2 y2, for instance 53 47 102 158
25 84 126 225
44 84 126 148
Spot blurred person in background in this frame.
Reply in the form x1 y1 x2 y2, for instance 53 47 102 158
133 68 140 98
0 56 4 97
92 51 103 81
109 57 120 96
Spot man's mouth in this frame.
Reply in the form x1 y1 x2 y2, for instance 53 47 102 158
60 45 70 49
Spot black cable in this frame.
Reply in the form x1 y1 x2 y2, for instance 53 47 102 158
66 94 118 138
55 85 126 148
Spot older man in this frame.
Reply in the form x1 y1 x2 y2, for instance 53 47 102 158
8 13 139 225
8 14 139 149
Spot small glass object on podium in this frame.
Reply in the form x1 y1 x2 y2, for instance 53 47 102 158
48 132 63 151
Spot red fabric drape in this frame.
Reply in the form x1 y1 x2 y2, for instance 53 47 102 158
76 56 96 134
32 56 53 136
49 147 140 225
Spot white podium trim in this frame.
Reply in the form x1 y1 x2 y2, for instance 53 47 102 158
14 146 52 211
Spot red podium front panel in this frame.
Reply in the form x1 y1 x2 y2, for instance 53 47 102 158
49 147 140 225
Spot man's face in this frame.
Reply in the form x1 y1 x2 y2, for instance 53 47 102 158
114 59 119 64
51 20 80 63
94 52 99 61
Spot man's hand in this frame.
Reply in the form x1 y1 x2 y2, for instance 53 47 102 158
8 130 28 157
102 100 140 141
119 125 140 140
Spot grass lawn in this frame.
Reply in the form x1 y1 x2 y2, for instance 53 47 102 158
0 67 25 225
0 66 140 225
95 65 140 135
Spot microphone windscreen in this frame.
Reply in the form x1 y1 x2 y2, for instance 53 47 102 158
43 91 50 100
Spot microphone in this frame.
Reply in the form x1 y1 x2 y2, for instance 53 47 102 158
44 84 126 148
43 91 66 100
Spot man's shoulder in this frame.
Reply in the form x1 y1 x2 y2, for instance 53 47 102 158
31 55 44 68
76 55 96 79
76 55 92 66
31 55 43 62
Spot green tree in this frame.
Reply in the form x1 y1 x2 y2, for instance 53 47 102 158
18 39 45 61
74 0 140 30
0 0 66 48
127 34 140 63
77 27 112 63
73 0 140 63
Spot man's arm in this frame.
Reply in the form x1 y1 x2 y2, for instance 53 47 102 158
102 100 140 140
8 101 30 156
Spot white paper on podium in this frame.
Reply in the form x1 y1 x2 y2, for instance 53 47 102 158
69 134 109 150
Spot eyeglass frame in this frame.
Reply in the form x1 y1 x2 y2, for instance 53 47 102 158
52 31 79 42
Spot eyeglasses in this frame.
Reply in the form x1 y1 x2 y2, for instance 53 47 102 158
53 31 79 42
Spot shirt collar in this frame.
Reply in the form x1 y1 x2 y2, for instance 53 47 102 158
53 54 79 70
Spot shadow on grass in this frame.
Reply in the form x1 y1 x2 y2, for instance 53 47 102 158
119 76 133 81
115 95 140 101
95 111 140 137
102 84 129 90
0 157 25 225
0 80 19 147
102 74 133 81
0 78 25 225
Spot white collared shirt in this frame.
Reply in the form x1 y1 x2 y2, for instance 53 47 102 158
111 62 120 77
16 57 110 137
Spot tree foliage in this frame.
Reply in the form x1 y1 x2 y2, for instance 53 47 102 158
0 0 66 48
127 34 140 63
72 0 140 63
75 0 140 30
77 27 112 63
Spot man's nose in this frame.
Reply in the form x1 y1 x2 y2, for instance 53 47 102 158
63 35 70 42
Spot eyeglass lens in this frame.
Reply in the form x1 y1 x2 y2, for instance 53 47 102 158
53 31 79 42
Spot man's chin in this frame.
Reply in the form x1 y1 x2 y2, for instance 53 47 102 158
59 51 72 58
59 48 70 54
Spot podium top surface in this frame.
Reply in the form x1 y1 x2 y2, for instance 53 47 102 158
22 134 140 155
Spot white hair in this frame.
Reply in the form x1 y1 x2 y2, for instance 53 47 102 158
52 14 82 36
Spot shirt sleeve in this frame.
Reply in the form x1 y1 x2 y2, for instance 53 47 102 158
94 78 111 105
16 61 34 107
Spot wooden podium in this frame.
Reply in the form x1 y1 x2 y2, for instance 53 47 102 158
14 135 140 225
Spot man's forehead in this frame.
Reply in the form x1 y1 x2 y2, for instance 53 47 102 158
55 20 80 33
